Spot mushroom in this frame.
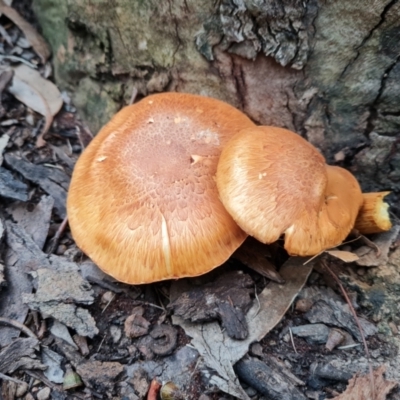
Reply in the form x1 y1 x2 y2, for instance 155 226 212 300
354 192 392 234
67 92 255 284
216 125 364 256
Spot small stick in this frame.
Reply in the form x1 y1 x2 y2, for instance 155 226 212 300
101 293 116 314
47 216 68 254
132 300 165 311
321 260 375 398
0 317 37 339
289 327 298 354
0 372 25 385
251 286 261 319
97 334 107 352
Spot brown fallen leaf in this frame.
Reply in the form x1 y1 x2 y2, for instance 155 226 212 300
7 65 63 147
325 249 359 263
355 225 400 267
0 0 50 63
233 238 285 283
332 366 397 400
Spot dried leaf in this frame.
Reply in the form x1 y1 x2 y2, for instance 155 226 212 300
171 257 314 400
7 65 63 147
325 250 359 263
0 1 50 63
332 366 397 400
234 238 284 283
355 225 400 267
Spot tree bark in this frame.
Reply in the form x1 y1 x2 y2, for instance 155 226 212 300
32 0 400 206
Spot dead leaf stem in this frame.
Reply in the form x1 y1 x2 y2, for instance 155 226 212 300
0 317 37 339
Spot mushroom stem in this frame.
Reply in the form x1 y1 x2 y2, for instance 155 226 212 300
354 192 392 234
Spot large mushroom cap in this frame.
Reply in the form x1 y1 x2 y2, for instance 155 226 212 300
67 92 255 284
216 126 363 256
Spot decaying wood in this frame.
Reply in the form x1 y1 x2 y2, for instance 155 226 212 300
0 167 29 201
0 337 44 374
235 357 307 400
4 153 69 217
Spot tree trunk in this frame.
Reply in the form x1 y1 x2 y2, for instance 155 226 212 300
33 0 400 207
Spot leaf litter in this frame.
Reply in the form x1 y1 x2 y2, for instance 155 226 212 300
0 0 50 63
171 257 314 399
6 64 63 146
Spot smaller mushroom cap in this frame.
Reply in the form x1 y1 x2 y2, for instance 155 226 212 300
216 126 363 256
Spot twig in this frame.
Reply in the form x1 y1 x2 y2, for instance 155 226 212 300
189 356 203 379
0 372 25 385
23 370 60 390
337 343 361 350
46 216 68 254
155 287 167 312
303 252 323 265
289 327 298 354
132 300 165 311
0 55 37 68
321 260 375 398
101 293 116 314
0 317 37 339
97 334 107 352
303 236 363 266
251 285 261 319
389 210 399 223
359 234 381 257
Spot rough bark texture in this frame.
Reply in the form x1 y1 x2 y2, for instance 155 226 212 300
32 0 400 200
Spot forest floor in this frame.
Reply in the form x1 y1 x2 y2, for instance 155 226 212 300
0 2 400 400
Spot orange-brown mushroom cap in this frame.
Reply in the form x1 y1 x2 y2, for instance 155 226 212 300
67 93 255 284
216 126 363 256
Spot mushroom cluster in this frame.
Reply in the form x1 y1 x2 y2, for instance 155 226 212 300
67 92 392 284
